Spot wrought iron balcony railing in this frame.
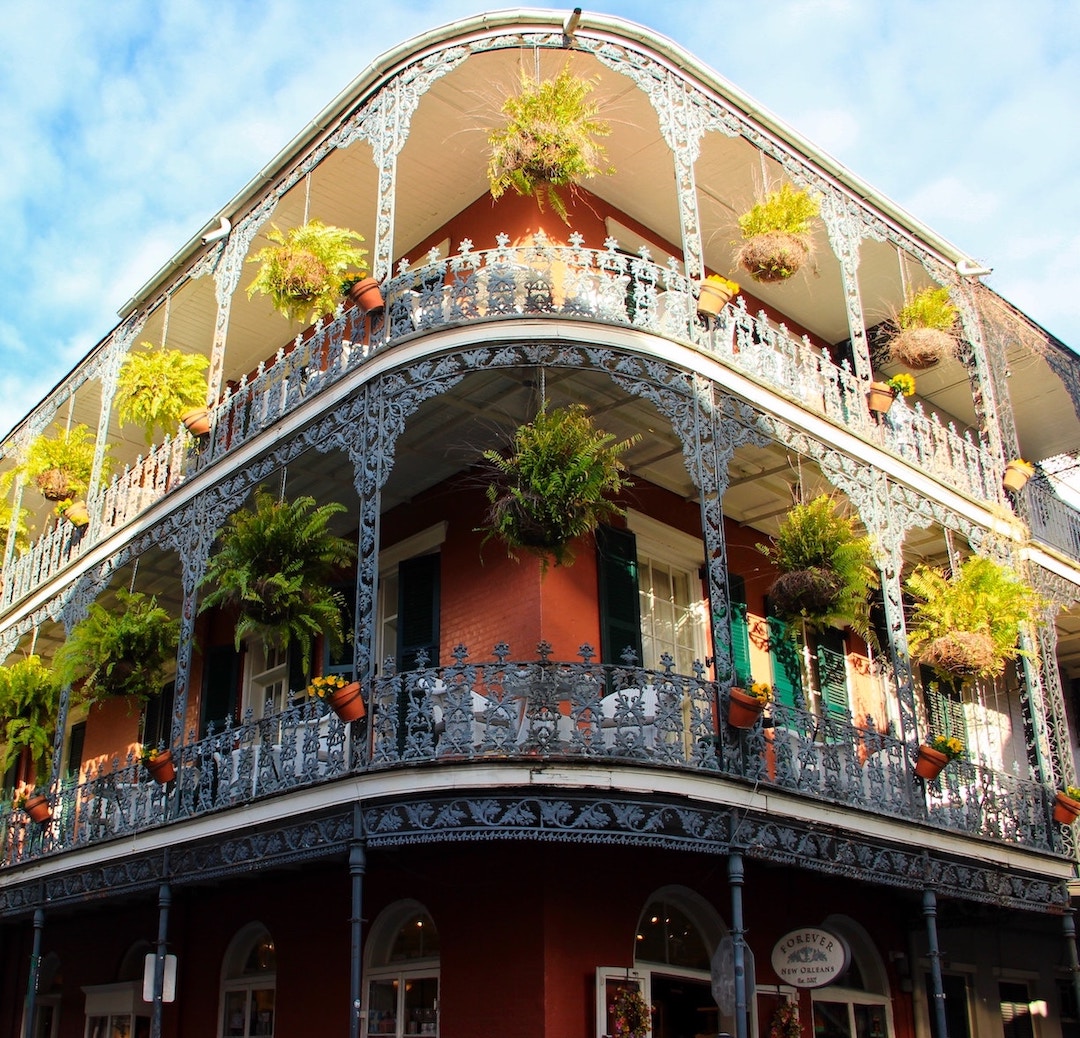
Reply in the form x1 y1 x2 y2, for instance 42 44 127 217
0 234 1054 611
0 653 1063 870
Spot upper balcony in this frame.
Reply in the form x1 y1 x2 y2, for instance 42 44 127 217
4 234 1071 615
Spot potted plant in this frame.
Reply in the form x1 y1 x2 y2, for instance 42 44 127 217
697 275 740 318
487 64 613 223
887 286 958 369
609 986 652 1038
304 673 366 722
139 744 177 784
114 342 211 444
1053 785 1080 825
1003 458 1035 493
867 372 916 414
53 589 180 705
914 733 964 781
247 220 369 323
199 489 356 674
342 273 384 313
13 787 52 824
479 403 637 570
904 555 1043 683
768 1003 801 1038
735 184 820 283
728 680 772 729
757 494 878 635
20 424 108 504
0 654 60 778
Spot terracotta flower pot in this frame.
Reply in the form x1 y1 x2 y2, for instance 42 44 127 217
146 749 176 784
697 280 735 318
63 500 90 528
1053 791 1080 825
867 382 897 414
23 793 52 824
348 277 384 313
1003 460 1034 493
914 744 948 781
181 407 212 436
727 687 764 730
328 680 366 722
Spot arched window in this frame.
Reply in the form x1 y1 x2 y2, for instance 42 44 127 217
364 900 440 1038
220 923 277 1038
810 915 893 1038
622 886 732 1038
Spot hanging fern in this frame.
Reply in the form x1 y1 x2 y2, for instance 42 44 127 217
480 404 636 570
0 655 60 773
200 489 356 672
757 494 878 635
115 342 210 445
905 555 1043 681
487 65 613 222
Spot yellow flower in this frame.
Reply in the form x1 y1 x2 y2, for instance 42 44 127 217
749 681 773 705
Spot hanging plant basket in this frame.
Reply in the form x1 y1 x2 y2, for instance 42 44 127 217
727 687 764 729
327 680 366 722
735 185 819 284
737 231 810 283
768 567 845 621
887 327 954 370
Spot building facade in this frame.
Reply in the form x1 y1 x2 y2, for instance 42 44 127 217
2 9 1080 1038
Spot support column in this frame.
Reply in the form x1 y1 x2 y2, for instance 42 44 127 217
23 908 44 1038
729 852 748 1038
349 810 367 1038
1063 910 1080 1024
923 889 949 1038
150 882 171 1038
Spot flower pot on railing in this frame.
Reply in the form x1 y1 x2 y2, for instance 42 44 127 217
23 794 52 824
867 382 897 414
727 687 764 729
696 277 738 318
1003 459 1034 493
914 744 948 781
348 277 385 313
62 500 90 528
327 680 366 722
1053 791 1080 825
181 408 212 437
145 749 176 784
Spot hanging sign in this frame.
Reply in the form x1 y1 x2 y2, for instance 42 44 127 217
770 928 848 988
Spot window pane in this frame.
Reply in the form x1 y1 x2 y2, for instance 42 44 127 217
853 1003 888 1038
813 1001 853 1038
404 977 439 1036
223 992 249 1037
635 900 708 969
251 989 274 1037
1000 981 1035 1038
367 979 399 1036
390 911 439 961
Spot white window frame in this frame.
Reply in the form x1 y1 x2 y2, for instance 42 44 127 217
596 967 649 1038
218 925 276 1038
626 510 709 674
243 641 289 720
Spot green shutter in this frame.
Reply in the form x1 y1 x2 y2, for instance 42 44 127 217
201 643 242 736
728 573 752 687
922 668 967 748
767 613 804 711
596 525 643 666
816 629 849 721
397 554 441 671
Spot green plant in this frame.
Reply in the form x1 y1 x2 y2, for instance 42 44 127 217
905 555 1043 681
0 471 30 557
1064 785 1080 801
247 221 369 323
0 655 60 774
21 424 109 503
480 404 637 569
928 733 964 762
898 287 957 332
487 65 613 223
115 342 210 445
736 184 820 282
886 373 916 397
757 494 878 634
199 489 356 673
53 589 180 705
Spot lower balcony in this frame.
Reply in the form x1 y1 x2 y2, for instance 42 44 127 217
0 655 1064 870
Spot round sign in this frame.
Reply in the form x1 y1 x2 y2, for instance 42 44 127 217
770 927 848 989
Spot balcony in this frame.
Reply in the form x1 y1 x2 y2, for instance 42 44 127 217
0 653 1063 871
3 235 1041 614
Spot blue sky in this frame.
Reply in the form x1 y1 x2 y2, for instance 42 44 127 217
1 0 1077 439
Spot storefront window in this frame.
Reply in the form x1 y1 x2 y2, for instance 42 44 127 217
364 902 440 1038
219 924 276 1038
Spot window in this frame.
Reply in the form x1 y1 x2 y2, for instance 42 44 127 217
925 973 972 1038
999 981 1036 1038
220 924 276 1038
922 670 967 752
376 525 447 674
810 916 892 1038
364 902 440 1038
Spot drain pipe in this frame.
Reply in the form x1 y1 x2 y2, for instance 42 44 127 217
23 909 44 1038
350 806 367 1038
923 889 949 1038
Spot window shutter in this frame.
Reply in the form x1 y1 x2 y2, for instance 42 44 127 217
397 554 440 671
201 643 242 736
767 611 804 710
922 668 967 747
816 629 850 721
728 573 752 686
596 525 643 666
